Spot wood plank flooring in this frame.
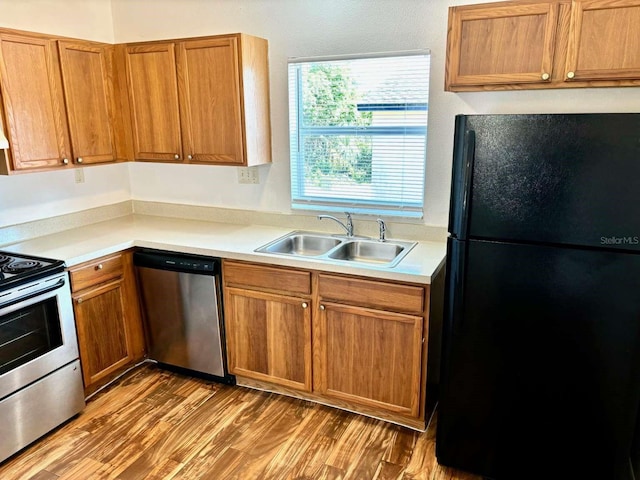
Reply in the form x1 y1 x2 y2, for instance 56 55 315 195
0 365 480 480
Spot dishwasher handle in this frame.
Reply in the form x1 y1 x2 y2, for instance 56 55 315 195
133 249 220 275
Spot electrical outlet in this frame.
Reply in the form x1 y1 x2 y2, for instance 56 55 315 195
75 168 85 184
237 167 259 184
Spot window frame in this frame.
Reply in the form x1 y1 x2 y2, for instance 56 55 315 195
288 51 430 218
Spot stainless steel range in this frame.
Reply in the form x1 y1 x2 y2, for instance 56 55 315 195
0 251 84 463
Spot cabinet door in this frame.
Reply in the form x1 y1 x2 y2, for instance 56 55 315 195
58 41 116 165
73 278 133 388
177 37 244 164
0 33 71 170
565 0 640 81
446 2 558 89
125 43 182 162
225 287 311 391
314 302 423 417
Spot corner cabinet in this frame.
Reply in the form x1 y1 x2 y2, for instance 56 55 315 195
446 0 640 91
69 251 145 396
124 33 271 166
0 31 123 173
222 260 440 429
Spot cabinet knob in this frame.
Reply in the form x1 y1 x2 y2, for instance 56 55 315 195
302 302 308 309
62 158 69 165
541 72 550 81
320 305 326 311
567 71 575 79
95 264 103 270
76 157 83 164
174 154 180 160
187 154 193 160
76 297 83 304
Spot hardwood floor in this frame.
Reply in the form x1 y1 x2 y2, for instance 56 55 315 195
0 365 480 480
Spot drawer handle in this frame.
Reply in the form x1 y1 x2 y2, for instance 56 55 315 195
95 264 104 270
76 297 83 304
302 302 308 309
320 305 325 311
541 72 550 81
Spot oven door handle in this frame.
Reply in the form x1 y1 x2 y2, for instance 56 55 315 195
0 277 67 310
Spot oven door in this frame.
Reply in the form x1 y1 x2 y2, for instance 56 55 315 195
0 272 79 400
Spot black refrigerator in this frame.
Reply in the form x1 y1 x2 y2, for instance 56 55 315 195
436 114 640 480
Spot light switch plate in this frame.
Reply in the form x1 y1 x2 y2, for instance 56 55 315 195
237 167 259 184
75 168 85 184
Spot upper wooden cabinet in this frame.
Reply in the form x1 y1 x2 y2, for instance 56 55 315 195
125 43 182 162
0 33 118 174
58 41 117 165
125 33 272 166
565 0 640 81
446 0 640 91
0 33 72 171
0 31 123 173
446 2 559 88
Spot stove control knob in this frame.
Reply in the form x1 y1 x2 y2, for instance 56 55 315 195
62 158 69 165
77 157 83 164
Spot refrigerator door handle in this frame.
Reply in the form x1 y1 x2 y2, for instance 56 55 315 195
449 123 476 240
446 239 467 335
459 130 475 240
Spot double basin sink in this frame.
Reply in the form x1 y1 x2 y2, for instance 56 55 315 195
255 231 417 268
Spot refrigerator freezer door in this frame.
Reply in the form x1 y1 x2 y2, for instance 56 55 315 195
452 114 640 250
437 238 640 479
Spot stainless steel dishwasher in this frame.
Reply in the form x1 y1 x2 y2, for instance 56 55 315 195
133 249 234 384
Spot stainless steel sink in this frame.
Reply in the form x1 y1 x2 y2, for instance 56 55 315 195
256 233 341 256
327 239 412 266
255 231 417 268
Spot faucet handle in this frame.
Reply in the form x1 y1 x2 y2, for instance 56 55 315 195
376 218 386 242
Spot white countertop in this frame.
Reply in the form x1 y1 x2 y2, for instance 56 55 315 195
4 214 447 284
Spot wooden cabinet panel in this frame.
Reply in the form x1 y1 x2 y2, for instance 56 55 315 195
69 250 144 394
566 0 640 81
0 33 71 171
72 278 131 387
318 274 424 315
178 37 244 164
125 43 182 162
69 254 123 292
223 260 311 295
314 302 423 417
446 2 559 88
225 287 311 391
58 41 116 165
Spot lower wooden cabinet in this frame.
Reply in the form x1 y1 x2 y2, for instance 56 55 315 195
314 302 423 417
222 260 435 428
225 287 311 391
69 250 144 394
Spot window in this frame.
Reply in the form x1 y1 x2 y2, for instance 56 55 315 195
288 52 430 218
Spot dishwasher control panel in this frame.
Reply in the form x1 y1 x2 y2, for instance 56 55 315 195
133 249 220 275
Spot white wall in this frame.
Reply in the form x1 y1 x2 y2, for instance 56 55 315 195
3 0 640 229
0 0 131 228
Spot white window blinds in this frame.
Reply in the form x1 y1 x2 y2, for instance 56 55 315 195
288 52 430 218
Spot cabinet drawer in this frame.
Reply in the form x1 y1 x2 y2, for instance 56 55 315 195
70 254 124 292
318 274 424 315
223 261 311 295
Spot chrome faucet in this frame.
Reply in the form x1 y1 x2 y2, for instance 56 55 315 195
376 218 386 242
318 212 354 237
